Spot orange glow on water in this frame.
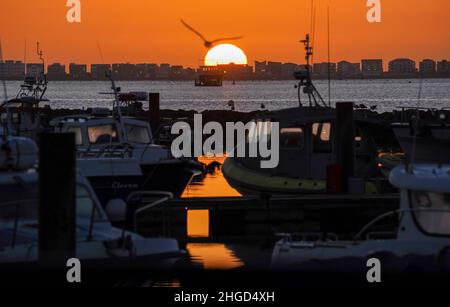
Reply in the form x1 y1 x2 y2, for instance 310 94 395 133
182 156 241 198
187 210 209 237
186 243 244 270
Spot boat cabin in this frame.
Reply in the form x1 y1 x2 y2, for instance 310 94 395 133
237 106 392 181
50 114 154 148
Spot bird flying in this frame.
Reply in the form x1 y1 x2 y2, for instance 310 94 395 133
181 19 243 48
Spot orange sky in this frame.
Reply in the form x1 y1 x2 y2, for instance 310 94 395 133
1 0 449 68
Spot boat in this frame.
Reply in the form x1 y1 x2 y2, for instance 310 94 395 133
0 135 185 274
49 109 202 203
392 112 450 164
222 34 398 196
0 75 48 139
270 163 450 277
195 66 224 86
1 74 202 204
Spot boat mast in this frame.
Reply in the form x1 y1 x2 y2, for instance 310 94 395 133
295 34 327 108
36 42 48 100
106 71 126 141
0 39 11 139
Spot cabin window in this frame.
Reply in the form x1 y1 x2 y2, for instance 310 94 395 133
312 122 332 153
87 124 118 144
67 127 83 145
411 191 450 236
76 185 105 222
280 127 304 149
125 124 151 144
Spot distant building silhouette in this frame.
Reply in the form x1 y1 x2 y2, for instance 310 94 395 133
388 58 416 78
281 63 299 79
112 63 138 80
91 64 111 80
254 61 268 78
69 63 88 80
170 65 185 80
47 63 66 80
419 59 436 77
220 63 253 80
313 62 337 79
158 64 171 79
267 62 282 79
2 57 449 81
337 61 361 79
361 59 383 78
437 60 450 77
0 60 25 80
26 63 44 78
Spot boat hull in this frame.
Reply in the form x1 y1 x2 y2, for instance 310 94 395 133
87 160 200 204
222 157 327 196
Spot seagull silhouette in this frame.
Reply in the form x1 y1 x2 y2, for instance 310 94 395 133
181 19 243 48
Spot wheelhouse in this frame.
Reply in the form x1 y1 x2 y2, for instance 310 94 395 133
237 107 384 180
51 115 154 147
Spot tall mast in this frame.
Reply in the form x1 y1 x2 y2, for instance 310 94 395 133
295 34 327 108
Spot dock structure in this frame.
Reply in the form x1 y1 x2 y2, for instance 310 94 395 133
135 194 399 244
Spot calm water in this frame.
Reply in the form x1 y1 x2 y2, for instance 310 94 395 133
5 79 450 112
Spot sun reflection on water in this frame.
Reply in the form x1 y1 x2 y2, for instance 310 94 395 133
187 243 244 270
182 156 241 198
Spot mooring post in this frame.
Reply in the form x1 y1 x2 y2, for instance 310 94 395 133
335 102 355 193
38 133 76 266
149 92 161 132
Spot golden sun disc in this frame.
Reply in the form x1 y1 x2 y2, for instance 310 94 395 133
204 44 248 66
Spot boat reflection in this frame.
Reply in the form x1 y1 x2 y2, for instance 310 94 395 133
182 156 244 270
182 156 241 198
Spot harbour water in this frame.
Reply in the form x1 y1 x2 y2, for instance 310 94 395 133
181 156 249 271
4 79 450 112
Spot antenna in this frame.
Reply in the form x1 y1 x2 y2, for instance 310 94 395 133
96 41 126 140
0 40 7 102
310 4 317 65
0 39 10 140
36 42 45 80
24 39 27 67
295 34 327 108
408 72 425 174
327 5 331 107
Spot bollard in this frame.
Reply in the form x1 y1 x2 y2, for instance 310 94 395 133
38 133 76 266
334 102 355 193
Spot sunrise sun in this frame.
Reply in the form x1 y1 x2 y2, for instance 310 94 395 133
204 44 248 66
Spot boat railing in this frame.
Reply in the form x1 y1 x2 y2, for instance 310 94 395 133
125 191 174 235
77 144 134 159
276 232 339 243
353 207 450 243
396 106 450 122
